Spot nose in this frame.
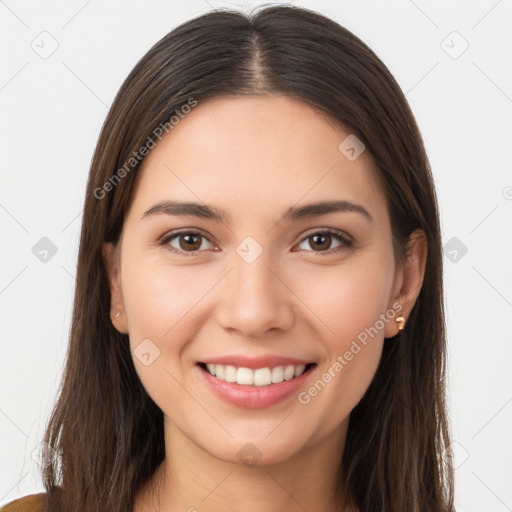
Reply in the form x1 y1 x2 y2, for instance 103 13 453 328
216 251 294 339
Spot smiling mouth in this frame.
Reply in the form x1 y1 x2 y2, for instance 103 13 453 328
197 362 317 387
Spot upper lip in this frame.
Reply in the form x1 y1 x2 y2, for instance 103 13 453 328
199 355 315 370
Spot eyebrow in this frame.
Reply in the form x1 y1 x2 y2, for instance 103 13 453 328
141 199 373 223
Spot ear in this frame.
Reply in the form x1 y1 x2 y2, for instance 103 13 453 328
384 229 427 337
102 242 129 334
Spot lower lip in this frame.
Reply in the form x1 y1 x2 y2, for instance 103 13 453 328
196 364 316 409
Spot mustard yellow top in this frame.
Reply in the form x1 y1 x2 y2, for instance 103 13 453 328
0 493 45 512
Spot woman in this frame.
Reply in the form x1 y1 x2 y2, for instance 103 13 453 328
1 4 454 512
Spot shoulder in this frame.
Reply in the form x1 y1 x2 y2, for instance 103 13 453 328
0 493 46 512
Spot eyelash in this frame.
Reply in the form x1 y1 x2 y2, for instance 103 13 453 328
158 228 353 257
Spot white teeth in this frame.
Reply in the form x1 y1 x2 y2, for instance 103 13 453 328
253 368 272 386
294 364 306 377
204 363 310 386
283 365 295 380
271 366 284 383
224 365 237 383
215 364 225 380
236 367 253 385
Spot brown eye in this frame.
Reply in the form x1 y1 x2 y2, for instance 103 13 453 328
308 234 333 251
296 230 352 255
178 233 202 251
161 231 214 255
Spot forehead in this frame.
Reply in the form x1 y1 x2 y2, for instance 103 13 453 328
127 95 388 225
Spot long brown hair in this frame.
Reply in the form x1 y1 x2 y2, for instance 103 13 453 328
40 5 454 511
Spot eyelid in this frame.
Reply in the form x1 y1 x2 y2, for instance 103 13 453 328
298 227 353 243
159 227 212 241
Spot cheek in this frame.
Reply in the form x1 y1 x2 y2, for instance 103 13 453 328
121 248 217 345
293 253 394 347
292 255 393 419
119 252 209 411
298 337 382 442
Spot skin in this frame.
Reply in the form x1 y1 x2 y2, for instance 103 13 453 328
102 95 427 512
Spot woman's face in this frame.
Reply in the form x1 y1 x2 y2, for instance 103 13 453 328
105 95 409 465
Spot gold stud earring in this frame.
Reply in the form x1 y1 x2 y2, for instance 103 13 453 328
396 314 405 331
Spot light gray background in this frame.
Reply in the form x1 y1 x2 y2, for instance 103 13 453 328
1 1 511 510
